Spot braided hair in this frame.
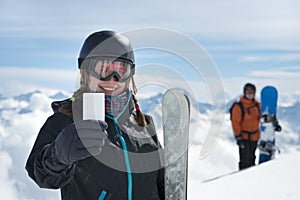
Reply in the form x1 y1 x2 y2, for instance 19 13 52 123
131 77 147 127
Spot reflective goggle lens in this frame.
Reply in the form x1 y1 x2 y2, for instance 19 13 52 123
84 58 133 82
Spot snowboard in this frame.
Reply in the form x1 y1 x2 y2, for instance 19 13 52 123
163 89 190 200
259 86 279 164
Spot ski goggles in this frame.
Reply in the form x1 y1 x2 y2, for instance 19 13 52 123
83 57 134 82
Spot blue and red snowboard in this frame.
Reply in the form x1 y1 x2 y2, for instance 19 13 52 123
258 86 281 164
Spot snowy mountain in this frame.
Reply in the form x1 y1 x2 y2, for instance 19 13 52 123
0 90 299 199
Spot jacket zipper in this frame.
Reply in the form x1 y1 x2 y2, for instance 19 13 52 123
106 115 133 200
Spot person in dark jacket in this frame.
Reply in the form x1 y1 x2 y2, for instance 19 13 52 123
231 83 261 170
25 30 165 200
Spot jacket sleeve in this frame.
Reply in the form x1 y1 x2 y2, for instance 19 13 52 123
157 167 165 200
25 112 75 189
146 114 165 199
151 132 165 200
231 104 242 137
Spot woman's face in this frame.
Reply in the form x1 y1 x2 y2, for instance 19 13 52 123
86 58 132 96
88 74 127 96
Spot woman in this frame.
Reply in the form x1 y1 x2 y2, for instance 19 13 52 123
25 30 165 200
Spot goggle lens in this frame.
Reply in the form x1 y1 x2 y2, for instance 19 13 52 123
84 58 134 82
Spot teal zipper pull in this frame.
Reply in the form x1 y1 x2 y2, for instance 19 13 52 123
98 190 107 200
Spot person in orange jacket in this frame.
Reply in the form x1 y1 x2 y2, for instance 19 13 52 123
231 83 261 170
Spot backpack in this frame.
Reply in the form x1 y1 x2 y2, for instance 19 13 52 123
229 101 260 122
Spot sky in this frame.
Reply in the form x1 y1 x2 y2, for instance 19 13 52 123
0 0 300 101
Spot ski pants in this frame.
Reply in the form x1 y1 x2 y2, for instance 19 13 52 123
239 140 258 170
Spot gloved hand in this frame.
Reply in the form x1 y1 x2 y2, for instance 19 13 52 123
275 124 282 132
235 135 245 149
54 120 108 165
258 141 266 150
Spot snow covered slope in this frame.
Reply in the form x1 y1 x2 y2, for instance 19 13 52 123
193 149 300 200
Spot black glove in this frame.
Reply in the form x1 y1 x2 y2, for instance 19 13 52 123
275 124 282 132
54 120 108 165
235 135 245 149
258 141 266 150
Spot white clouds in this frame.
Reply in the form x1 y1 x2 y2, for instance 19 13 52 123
1 1 299 93
0 66 77 97
277 54 300 62
1 0 300 49
27 93 53 112
221 75 300 105
249 67 300 79
0 98 28 110
0 91 60 199
239 56 270 62
239 53 300 63
280 66 300 71
0 151 19 199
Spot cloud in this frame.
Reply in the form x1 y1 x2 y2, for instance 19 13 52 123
0 92 60 199
0 66 77 97
1 0 300 49
220 76 300 106
277 54 300 62
280 66 300 71
0 151 19 199
239 56 270 62
249 67 300 78
239 53 300 63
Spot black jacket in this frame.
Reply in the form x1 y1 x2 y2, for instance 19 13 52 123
25 97 165 200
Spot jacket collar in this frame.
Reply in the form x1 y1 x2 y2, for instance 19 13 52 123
105 90 134 125
240 96 258 107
